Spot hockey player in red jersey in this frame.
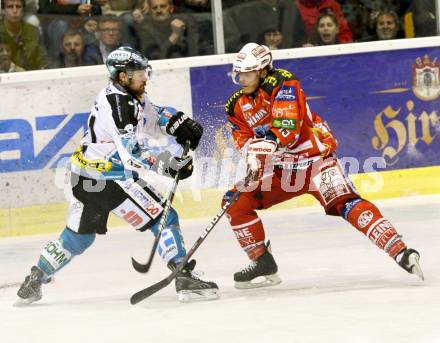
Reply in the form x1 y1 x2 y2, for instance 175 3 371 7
223 42 424 289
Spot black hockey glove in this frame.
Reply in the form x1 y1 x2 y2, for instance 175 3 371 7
151 151 193 180
165 111 203 150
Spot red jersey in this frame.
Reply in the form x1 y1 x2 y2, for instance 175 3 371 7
225 68 337 167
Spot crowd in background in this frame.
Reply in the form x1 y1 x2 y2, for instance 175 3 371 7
0 0 437 73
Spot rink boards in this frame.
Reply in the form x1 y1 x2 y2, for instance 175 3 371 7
1 37 440 237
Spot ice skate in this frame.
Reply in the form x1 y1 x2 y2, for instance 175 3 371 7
234 244 281 289
15 266 44 306
396 248 424 280
168 260 219 303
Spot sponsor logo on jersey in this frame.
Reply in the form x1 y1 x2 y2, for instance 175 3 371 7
121 210 144 227
113 199 151 229
312 166 350 205
245 109 268 127
118 180 163 219
277 157 318 170
272 118 297 130
249 146 272 153
275 86 296 101
71 147 113 172
241 103 252 112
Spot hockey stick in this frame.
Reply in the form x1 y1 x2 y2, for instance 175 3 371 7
131 140 191 273
130 187 244 305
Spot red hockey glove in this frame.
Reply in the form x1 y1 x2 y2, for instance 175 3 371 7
246 138 277 182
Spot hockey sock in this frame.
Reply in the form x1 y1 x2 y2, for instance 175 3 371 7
223 191 266 260
231 218 266 260
37 227 95 282
341 198 406 258
149 207 186 264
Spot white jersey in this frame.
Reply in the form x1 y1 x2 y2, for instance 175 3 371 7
70 81 180 180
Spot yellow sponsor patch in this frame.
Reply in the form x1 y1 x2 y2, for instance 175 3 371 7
70 147 113 172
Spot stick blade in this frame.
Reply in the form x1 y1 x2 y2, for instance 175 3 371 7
131 257 152 274
130 276 174 305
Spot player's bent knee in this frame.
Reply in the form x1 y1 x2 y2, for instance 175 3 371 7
222 190 237 208
222 190 255 216
148 208 186 263
340 198 383 233
149 207 179 236
60 227 96 255
340 198 365 220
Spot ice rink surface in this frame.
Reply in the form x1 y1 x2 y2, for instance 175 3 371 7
1 195 440 343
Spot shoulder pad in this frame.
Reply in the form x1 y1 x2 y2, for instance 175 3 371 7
260 68 297 94
106 93 138 130
225 90 243 116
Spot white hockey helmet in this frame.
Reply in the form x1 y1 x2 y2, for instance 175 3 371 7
231 43 272 84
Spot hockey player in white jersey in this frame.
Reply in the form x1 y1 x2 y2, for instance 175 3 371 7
16 46 218 305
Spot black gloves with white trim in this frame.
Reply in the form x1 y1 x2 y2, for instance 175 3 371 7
166 111 203 150
151 151 193 180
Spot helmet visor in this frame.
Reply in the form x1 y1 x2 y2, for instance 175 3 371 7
146 64 152 80
129 64 152 81
231 69 240 85
231 69 260 86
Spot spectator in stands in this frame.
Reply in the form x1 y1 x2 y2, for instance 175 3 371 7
404 0 436 38
375 11 401 40
226 0 306 49
341 0 371 41
360 0 409 37
261 28 284 50
135 0 189 59
100 0 147 46
38 0 107 60
0 0 48 70
296 0 353 43
303 13 340 46
0 39 26 72
81 17 99 45
51 29 99 68
358 10 402 41
87 16 122 64
133 1 150 22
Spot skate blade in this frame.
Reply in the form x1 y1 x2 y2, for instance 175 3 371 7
177 289 219 303
235 273 282 290
408 253 425 281
13 296 41 307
